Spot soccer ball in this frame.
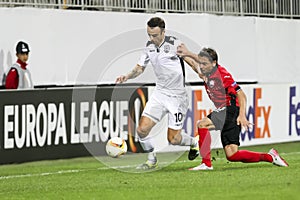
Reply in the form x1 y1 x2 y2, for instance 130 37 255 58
105 137 128 158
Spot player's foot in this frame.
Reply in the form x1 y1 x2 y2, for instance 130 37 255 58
188 136 199 160
136 160 158 170
188 146 199 160
188 163 213 171
268 148 289 167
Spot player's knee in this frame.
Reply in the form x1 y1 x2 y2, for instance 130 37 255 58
197 118 209 128
136 126 150 139
224 145 239 161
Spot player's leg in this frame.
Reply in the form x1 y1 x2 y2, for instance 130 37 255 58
136 115 158 169
167 127 199 161
166 93 199 160
220 107 271 163
221 106 288 166
137 115 156 152
224 138 288 166
225 143 273 163
136 92 165 170
167 128 197 146
190 107 227 171
189 117 215 170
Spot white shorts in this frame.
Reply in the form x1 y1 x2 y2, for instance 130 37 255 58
142 90 188 130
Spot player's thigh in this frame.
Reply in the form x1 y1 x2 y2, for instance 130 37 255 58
220 106 241 147
141 93 166 124
207 107 227 130
221 125 241 147
167 94 188 130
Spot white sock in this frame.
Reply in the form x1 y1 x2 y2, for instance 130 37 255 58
139 137 157 163
139 136 154 152
180 132 197 147
147 151 157 164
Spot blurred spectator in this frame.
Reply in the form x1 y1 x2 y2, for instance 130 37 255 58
5 41 33 89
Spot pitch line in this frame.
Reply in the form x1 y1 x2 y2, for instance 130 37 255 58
0 151 299 180
0 160 196 180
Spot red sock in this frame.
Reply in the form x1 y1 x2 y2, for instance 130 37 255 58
198 128 212 167
228 150 273 163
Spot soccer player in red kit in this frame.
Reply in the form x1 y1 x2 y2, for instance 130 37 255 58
177 44 288 170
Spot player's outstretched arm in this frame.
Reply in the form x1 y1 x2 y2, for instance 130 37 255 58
177 43 199 62
177 43 205 80
177 43 199 72
236 90 253 131
115 64 145 83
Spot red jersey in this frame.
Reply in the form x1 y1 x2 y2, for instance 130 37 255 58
204 64 241 108
5 59 27 89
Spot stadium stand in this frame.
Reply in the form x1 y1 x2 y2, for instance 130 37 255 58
0 0 299 19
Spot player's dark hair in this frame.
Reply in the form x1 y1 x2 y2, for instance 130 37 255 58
147 17 165 30
198 48 218 64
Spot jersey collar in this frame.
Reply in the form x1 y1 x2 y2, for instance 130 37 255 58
157 36 166 49
206 64 218 77
17 59 28 70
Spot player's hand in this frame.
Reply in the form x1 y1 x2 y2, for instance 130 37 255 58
177 43 190 57
115 75 128 84
237 115 253 132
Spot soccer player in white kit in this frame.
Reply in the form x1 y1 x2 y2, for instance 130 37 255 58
116 17 199 169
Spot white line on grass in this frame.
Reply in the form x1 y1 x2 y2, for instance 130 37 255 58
0 151 299 180
0 160 195 180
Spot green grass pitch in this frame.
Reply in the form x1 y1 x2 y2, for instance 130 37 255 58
0 142 299 200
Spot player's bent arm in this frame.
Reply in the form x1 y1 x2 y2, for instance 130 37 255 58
236 89 252 130
183 56 198 73
115 64 145 83
177 43 199 61
177 43 205 79
236 90 247 117
183 56 206 80
184 52 199 63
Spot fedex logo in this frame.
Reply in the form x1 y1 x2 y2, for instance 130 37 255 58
289 86 300 136
184 88 271 140
241 88 271 141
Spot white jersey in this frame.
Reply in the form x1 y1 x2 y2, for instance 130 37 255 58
137 36 186 96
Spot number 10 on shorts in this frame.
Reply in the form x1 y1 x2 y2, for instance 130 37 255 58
174 112 183 123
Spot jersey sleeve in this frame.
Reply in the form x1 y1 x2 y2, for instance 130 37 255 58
221 68 241 95
5 68 19 89
227 81 241 95
173 38 182 49
137 44 150 67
